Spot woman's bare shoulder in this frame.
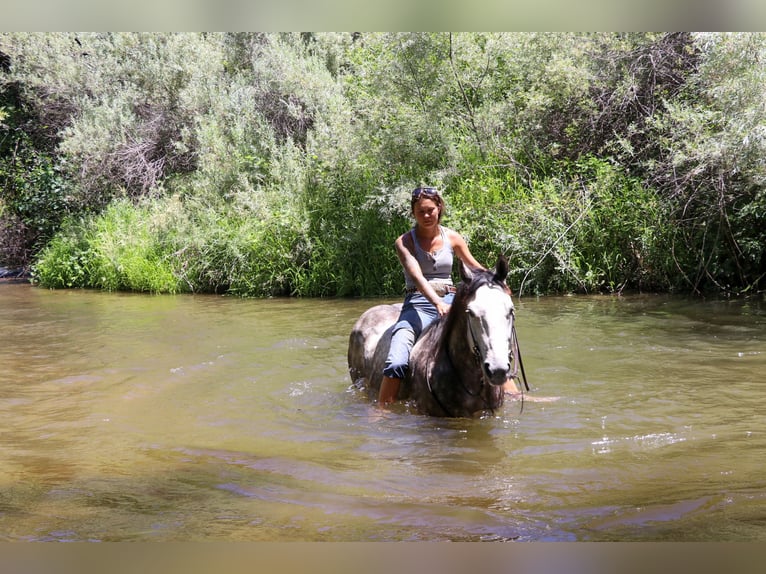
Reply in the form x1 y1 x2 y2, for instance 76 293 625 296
396 230 415 254
443 226 466 243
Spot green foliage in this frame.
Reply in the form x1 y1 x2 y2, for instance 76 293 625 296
645 33 766 294
28 220 90 288
7 32 766 296
33 194 312 297
0 132 72 266
563 157 667 293
445 157 671 295
299 160 408 297
0 54 74 267
33 200 181 293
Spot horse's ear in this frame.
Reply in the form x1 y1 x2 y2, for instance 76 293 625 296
493 254 509 284
459 260 474 283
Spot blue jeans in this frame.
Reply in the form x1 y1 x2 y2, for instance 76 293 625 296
382 292 455 379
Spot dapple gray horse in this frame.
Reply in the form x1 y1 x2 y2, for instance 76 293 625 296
348 255 518 417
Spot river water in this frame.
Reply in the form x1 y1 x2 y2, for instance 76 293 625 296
0 283 764 542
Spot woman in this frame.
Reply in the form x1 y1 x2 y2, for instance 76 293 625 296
378 186 519 405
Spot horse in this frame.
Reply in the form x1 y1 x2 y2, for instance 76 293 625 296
347 255 519 417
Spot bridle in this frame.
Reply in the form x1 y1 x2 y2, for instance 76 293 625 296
426 287 530 416
467 306 529 392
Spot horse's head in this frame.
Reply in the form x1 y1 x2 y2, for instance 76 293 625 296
457 255 515 386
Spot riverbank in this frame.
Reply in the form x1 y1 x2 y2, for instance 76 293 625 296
0 267 30 283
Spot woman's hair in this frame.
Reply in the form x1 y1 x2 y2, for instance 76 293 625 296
410 187 446 222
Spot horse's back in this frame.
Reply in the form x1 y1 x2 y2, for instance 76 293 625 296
347 303 401 397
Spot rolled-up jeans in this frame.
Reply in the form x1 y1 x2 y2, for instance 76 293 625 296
382 291 455 379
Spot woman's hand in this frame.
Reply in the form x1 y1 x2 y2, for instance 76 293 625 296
435 301 451 316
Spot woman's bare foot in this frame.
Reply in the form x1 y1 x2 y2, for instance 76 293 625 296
504 378 560 402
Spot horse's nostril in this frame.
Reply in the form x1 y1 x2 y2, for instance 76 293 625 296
484 363 510 384
484 361 509 370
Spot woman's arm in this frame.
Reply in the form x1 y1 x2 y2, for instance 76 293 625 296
447 229 486 272
448 229 512 294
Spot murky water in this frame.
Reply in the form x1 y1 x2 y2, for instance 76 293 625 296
1 283 764 541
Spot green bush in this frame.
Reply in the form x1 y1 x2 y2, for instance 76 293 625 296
33 200 182 293
30 219 91 288
0 129 73 267
33 194 313 297
11 33 766 297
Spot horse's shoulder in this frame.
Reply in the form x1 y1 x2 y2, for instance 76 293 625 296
410 317 444 360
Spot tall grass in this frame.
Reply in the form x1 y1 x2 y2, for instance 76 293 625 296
33 172 412 297
32 157 673 298
32 188 400 297
33 200 182 293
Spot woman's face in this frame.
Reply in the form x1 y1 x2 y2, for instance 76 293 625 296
412 197 441 229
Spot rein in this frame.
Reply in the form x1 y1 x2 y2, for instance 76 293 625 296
512 321 530 392
425 360 456 418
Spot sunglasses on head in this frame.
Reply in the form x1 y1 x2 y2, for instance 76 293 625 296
412 187 440 199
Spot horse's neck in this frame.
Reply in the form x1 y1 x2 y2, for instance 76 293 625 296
443 314 481 377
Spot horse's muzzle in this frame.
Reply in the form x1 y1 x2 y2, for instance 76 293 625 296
484 362 511 386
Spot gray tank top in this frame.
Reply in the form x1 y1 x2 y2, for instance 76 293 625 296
403 225 455 290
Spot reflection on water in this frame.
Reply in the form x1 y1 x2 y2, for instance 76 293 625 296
0 284 764 541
